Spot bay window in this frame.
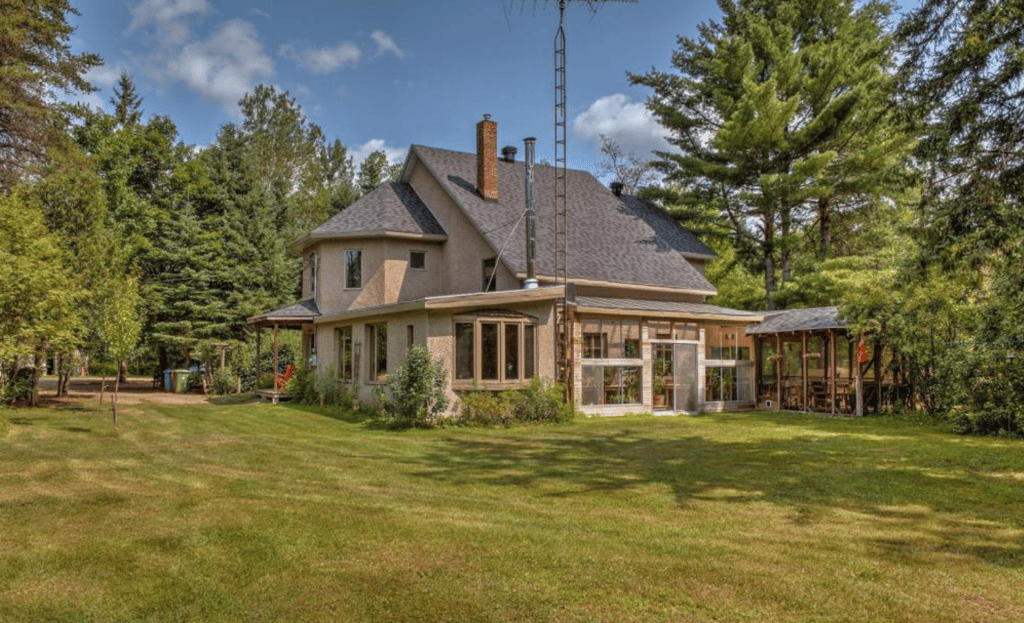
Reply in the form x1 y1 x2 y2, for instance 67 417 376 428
453 315 536 386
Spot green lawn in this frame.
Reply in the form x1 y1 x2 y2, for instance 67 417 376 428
1 402 1022 622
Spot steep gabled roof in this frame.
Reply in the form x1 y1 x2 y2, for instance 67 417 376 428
298 181 445 248
410 145 717 294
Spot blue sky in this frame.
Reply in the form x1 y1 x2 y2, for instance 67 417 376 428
68 0 913 178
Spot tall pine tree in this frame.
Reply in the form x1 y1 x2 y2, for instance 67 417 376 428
630 0 912 308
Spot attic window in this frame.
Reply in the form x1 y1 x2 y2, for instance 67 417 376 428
410 250 426 270
482 258 497 292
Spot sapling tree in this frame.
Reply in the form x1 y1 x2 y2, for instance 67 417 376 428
100 274 142 431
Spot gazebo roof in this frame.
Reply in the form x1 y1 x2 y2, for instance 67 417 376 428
745 306 846 335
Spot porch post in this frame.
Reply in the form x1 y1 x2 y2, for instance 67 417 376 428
802 332 808 412
273 324 279 397
256 327 261 393
855 334 864 416
829 329 836 415
775 334 782 408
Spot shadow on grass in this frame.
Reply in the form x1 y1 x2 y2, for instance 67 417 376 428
408 413 1024 568
283 402 389 428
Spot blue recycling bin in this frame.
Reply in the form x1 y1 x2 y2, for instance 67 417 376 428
163 369 172 392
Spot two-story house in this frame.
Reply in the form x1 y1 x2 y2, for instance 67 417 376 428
249 115 763 415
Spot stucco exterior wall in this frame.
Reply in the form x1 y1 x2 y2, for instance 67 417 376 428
408 161 517 293
312 298 557 414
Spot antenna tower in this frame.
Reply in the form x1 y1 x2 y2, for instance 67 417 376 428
546 0 636 396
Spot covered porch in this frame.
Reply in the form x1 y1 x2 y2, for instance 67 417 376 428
246 299 320 402
747 307 906 416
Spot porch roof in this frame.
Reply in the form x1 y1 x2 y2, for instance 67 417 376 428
745 306 845 335
247 298 320 326
573 296 764 323
314 285 566 325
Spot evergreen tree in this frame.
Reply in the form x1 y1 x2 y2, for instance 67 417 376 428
629 0 912 308
111 71 143 128
0 0 100 192
358 151 389 194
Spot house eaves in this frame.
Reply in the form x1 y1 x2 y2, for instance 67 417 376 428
516 273 717 298
314 285 566 325
292 229 448 253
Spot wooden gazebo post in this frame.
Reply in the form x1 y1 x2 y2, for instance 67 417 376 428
775 334 782 408
802 332 808 411
829 329 837 415
855 334 864 416
273 323 279 398
255 327 261 390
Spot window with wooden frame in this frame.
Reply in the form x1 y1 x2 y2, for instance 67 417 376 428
308 252 318 297
581 318 640 359
345 249 362 289
336 326 354 382
705 324 752 360
453 313 536 387
366 322 387 382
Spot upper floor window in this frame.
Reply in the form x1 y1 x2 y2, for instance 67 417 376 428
345 250 362 289
308 252 317 297
482 257 497 292
410 250 426 270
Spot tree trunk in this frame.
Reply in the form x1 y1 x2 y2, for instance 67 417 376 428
118 359 128 384
763 213 777 310
98 378 106 413
112 367 120 433
819 196 832 259
780 207 792 286
29 350 45 407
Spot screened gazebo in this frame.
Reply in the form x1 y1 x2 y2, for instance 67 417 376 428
746 307 905 415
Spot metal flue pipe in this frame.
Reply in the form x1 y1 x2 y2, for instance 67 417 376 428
523 137 539 289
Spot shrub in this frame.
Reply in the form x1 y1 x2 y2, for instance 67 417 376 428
459 389 513 426
211 367 237 395
380 345 449 427
1 369 32 407
456 379 575 427
186 370 204 393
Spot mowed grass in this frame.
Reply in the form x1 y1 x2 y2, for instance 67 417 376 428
1 403 1022 622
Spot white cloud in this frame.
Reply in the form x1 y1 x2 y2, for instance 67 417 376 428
164 19 274 110
371 30 405 59
573 93 671 159
279 41 362 74
85 64 124 89
351 139 406 167
126 0 210 44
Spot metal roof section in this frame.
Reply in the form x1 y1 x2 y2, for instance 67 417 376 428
745 306 846 335
574 296 763 322
314 285 566 325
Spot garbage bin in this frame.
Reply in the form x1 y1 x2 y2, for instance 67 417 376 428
172 369 191 393
163 369 172 392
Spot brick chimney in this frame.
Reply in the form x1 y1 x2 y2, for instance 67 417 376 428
476 114 498 201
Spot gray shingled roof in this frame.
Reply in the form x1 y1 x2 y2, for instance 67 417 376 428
576 296 761 319
309 181 445 237
248 298 320 324
745 307 846 335
411 145 717 293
